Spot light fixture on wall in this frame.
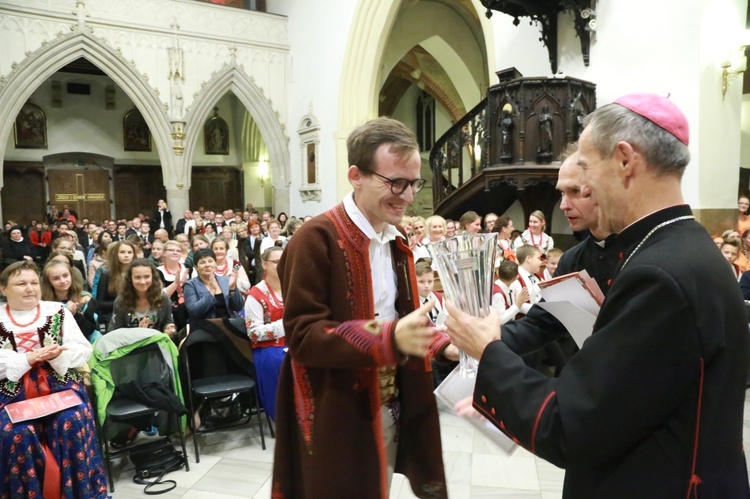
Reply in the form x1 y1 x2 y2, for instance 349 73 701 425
722 31 750 100
258 160 269 188
722 48 747 100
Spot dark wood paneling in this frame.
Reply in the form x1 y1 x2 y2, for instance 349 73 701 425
48 169 110 222
2 162 45 225
189 166 242 212
113 165 166 219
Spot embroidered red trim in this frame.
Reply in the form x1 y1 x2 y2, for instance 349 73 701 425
686 357 705 499
531 391 556 454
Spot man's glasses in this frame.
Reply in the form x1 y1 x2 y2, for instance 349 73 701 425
359 168 426 195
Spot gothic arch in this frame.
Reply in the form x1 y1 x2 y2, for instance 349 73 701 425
336 0 495 199
185 65 290 212
0 29 173 189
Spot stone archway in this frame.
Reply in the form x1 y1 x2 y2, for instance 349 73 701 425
335 0 495 200
184 65 290 214
0 29 174 196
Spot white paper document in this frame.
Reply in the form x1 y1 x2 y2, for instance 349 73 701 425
537 301 597 349
434 367 518 455
536 271 602 348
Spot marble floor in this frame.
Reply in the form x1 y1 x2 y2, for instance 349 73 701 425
108 392 750 498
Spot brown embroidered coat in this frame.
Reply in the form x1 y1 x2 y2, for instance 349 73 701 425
271 203 448 499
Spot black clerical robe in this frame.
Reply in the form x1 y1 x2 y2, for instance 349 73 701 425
475 205 750 497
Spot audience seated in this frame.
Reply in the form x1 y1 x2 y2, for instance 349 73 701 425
458 211 482 234
158 240 190 332
543 247 564 280
0 261 107 497
509 245 544 317
183 248 244 323
514 210 554 255
109 259 176 336
211 238 251 294
721 237 743 281
2 225 36 268
41 259 100 343
492 259 528 324
259 219 286 254
423 215 446 245
92 240 136 327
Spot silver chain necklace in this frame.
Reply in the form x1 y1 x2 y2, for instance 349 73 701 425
620 215 694 272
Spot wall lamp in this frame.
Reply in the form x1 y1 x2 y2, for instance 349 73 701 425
722 48 747 100
258 160 269 188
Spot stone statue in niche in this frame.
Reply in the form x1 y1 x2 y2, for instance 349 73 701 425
170 79 184 121
575 109 585 140
497 105 514 163
536 105 553 163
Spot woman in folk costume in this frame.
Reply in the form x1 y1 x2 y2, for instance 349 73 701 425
0 261 108 498
493 215 518 264
244 246 286 421
514 209 554 255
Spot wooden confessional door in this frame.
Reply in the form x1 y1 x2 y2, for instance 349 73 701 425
47 169 111 223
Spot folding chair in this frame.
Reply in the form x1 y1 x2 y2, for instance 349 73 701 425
179 320 269 463
89 328 190 492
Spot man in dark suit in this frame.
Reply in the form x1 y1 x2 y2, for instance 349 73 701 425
499 147 621 370
153 199 173 236
174 209 192 235
243 219 263 285
446 93 750 497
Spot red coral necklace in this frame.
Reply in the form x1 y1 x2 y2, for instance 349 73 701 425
6 304 41 328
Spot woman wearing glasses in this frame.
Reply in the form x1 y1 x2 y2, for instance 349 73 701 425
245 246 285 421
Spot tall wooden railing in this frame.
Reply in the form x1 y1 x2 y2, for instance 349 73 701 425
429 98 488 208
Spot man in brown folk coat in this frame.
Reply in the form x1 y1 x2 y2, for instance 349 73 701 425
272 117 450 498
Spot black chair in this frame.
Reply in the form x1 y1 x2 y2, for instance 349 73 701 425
180 323 269 463
93 340 190 492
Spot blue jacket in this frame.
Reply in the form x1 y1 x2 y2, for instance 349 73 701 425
183 275 244 322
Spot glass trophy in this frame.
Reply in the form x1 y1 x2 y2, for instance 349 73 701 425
427 233 497 378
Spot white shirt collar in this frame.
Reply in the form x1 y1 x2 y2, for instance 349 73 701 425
343 192 404 244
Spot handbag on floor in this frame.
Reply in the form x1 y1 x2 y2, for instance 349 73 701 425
130 439 186 495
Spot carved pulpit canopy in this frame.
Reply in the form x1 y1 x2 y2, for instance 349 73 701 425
479 0 597 73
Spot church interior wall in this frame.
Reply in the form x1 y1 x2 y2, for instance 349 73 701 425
270 0 359 216
3 0 750 224
379 0 487 108
4 77 246 167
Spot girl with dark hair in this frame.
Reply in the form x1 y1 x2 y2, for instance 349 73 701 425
41 259 99 342
109 259 175 335
277 212 288 229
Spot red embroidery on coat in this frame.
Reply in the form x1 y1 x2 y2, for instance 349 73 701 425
531 391 556 454
290 359 315 454
686 358 705 499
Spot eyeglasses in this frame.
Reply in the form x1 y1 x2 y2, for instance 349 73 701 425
264 259 281 264
359 168 426 195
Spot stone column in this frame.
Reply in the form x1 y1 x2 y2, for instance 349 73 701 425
166 187 190 219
